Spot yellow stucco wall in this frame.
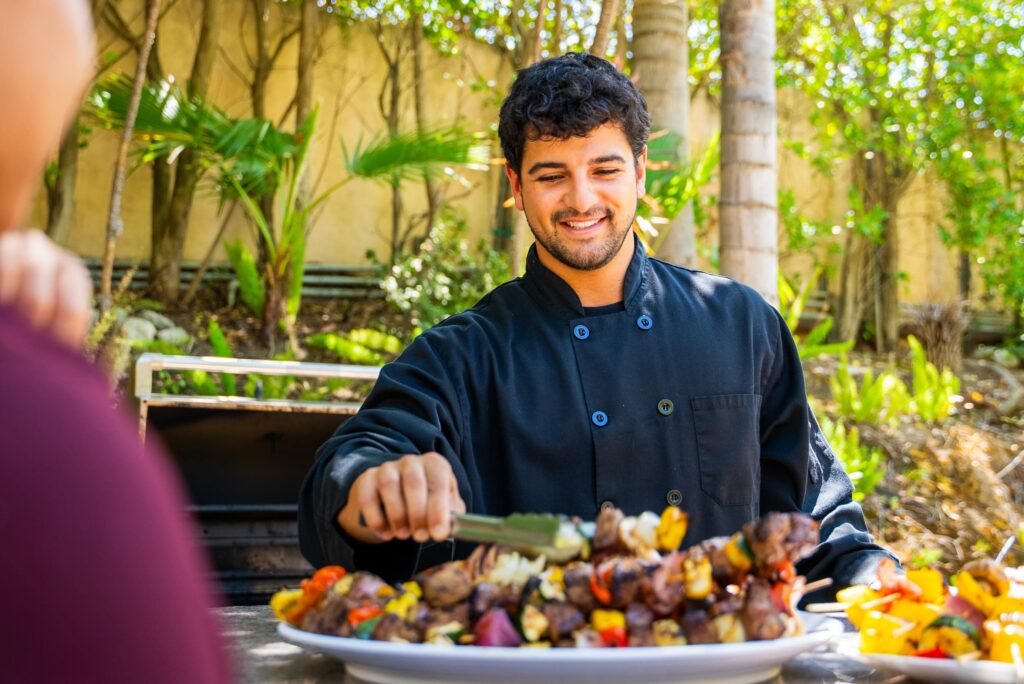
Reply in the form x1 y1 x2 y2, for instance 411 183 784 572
29 0 509 265
28 0 986 307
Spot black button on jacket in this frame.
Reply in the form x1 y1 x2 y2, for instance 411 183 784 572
299 237 894 597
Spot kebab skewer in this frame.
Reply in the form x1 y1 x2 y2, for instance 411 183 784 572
271 505 822 648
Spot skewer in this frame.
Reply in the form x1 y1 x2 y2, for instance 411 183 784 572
803 602 847 613
801 578 833 594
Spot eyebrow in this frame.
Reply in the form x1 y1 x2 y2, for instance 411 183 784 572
526 154 628 176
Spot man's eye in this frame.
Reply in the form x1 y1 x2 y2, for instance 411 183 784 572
538 175 563 183
595 168 621 176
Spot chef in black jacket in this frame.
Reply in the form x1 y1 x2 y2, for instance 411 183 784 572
299 52 894 598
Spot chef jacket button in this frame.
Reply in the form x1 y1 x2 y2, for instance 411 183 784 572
600 500 616 512
657 399 674 416
636 314 653 330
591 410 608 427
573 324 590 340
666 489 683 506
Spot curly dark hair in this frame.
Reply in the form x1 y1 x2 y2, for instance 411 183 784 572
498 52 651 175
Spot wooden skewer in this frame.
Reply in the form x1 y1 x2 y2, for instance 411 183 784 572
803 602 847 613
801 578 834 594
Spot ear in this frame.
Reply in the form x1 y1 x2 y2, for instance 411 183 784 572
505 164 525 211
635 145 648 197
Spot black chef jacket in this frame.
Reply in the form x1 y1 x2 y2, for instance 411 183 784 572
299 236 894 598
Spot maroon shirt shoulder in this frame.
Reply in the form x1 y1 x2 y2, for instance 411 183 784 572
0 306 232 684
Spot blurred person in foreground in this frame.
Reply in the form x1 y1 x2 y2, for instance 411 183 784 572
299 53 896 602
0 2 232 682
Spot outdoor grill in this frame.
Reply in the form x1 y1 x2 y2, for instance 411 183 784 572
135 354 380 604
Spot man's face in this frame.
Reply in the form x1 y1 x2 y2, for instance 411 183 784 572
507 123 646 272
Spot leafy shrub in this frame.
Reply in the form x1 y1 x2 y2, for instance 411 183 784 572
778 271 854 359
307 328 404 365
374 215 510 334
907 335 961 422
830 354 911 426
820 416 886 501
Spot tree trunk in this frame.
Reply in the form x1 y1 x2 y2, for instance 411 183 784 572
590 0 622 57
100 0 161 309
411 17 440 234
150 0 221 303
836 229 872 343
251 0 277 247
525 0 549 64
550 0 564 54
718 0 777 304
632 0 695 267
45 119 79 244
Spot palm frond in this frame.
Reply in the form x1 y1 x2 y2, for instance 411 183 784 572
344 127 490 184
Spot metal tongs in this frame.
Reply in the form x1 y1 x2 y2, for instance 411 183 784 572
451 512 592 563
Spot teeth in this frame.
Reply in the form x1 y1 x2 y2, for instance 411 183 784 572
564 218 602 229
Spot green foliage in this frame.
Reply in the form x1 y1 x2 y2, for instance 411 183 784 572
638 131 720 250
224 240 265 317
778 270 855 359
343 128 489 185
830 354 911 426
910 548 943 570
307 329 404 365
207 319 237 395
820 416 886 502
907 335 961 423
375 214 510 334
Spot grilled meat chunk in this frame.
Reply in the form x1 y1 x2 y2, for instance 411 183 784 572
418 562 474 608
542 601 586 641
741 578 785 640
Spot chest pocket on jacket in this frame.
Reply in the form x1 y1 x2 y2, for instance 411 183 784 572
691 394 761 507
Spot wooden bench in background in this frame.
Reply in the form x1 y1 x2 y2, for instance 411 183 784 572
83 258 385 301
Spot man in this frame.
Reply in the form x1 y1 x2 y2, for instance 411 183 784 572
299 53 893 597
0 2 231 681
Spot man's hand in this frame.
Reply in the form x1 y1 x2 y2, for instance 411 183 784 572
0 229 92 349
338 452 466 545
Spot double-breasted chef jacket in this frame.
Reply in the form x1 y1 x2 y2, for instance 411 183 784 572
299 236 894 598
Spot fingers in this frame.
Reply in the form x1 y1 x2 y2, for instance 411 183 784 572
0 229 93 349
400 456 430 543
337 453 461 546
423 453 453 541
344 468 392 542
376 460 409 539
51 252 92 348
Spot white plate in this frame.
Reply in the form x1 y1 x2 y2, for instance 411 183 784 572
859 653 1024 684
278 612 842 684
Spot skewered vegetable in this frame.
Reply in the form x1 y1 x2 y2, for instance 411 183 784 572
842 555 1024 663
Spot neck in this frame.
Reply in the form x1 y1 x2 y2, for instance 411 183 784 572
536 234 635 307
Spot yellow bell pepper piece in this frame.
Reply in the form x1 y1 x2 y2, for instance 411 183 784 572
332 574 354 596
859 610 913 655
888 599 943 642
724 532 752 574
401 581 422 598
954 571 996 615
905 568 945 604
837 584 881 630
270 588 304 622
683 556 713 600
652 619 687 646
591 609 626 633
989 596 1024 620
986 621 1024 663
656 506 688 552
384 591 418 620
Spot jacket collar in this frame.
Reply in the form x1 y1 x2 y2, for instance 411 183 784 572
522 233 649 318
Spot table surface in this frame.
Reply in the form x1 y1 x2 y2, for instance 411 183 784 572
221 606 907 684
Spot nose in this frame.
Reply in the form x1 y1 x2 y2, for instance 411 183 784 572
564 176 599 214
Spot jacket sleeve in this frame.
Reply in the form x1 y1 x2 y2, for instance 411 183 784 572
297 331 473 582
758 306 897 602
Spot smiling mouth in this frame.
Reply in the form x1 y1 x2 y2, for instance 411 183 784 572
560 216 605 233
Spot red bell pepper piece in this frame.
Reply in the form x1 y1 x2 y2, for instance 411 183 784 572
590 567 613 606
599 626 628 647
912 646 950 659
347 604 383 628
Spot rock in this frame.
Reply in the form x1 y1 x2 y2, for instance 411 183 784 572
993 348 1021 369
138 309 175 329
157 326 192 347
120 316 157 342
